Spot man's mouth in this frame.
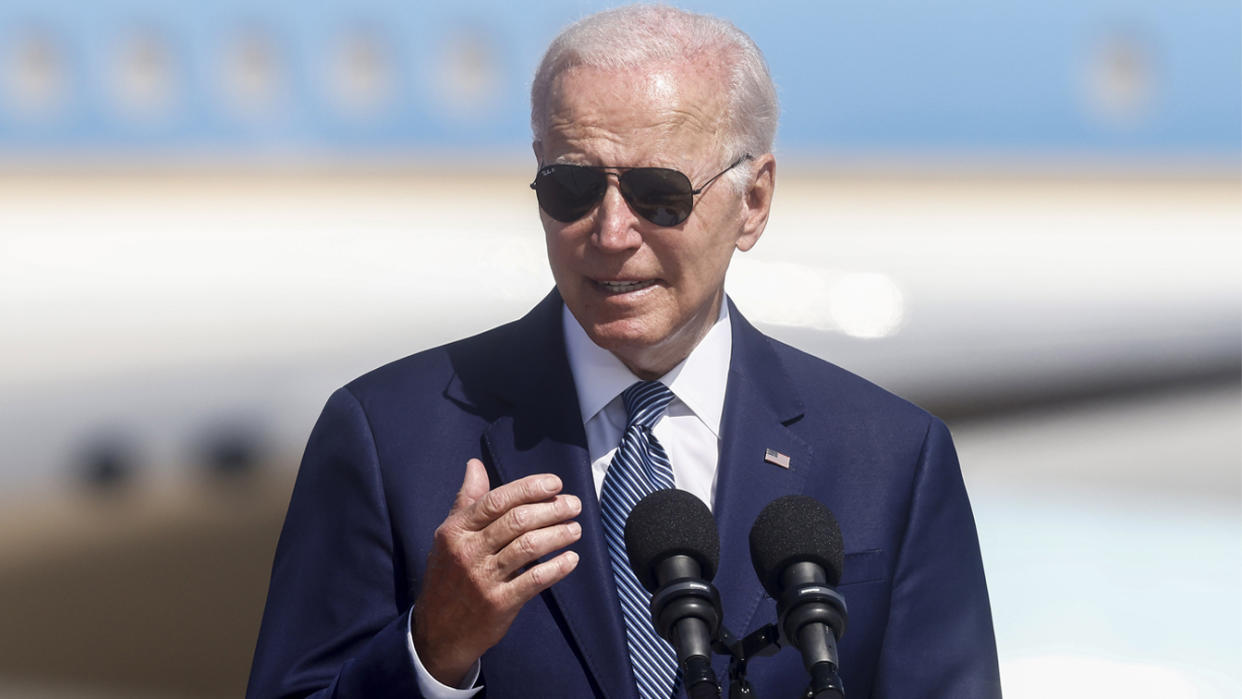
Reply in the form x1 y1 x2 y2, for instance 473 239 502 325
596 279 658 294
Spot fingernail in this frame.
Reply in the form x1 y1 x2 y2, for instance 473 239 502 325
566 496 581 514
567 521 582 536
541 476 559 492
566 551 579 566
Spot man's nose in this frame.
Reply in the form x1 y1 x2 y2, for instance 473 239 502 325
592 179 644 251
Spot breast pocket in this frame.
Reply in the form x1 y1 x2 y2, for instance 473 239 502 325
838 549 887 587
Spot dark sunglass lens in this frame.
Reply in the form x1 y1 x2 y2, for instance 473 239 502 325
621 168 694 226
535 165 607 222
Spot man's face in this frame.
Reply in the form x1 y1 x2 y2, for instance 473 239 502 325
535 63 772 378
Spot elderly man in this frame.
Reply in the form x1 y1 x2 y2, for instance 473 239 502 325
247 6 1000 699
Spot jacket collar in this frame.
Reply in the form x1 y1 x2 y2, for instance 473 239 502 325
448 289 638 699
709 299 814 677
446 291 815 696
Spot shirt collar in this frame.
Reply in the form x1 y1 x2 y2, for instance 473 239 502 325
562 300 732 437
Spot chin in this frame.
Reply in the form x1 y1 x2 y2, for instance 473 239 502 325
585 316 702 380
583 317 664 354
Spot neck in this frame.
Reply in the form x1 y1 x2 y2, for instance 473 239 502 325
611 299 725 381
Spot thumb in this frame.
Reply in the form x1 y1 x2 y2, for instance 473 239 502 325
453 458 491 511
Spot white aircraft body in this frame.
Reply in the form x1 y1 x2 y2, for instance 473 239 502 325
1 170 1236 496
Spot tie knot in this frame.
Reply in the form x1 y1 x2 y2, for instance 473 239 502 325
621 381 675 430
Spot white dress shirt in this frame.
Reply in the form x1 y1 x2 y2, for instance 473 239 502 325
562 301 731 511
408 300 733 697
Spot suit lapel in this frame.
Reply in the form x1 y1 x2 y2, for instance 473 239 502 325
448 294 814 696
711 303 814 665
451 291 636 699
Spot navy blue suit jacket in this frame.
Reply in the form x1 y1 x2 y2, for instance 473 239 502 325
247 291 1001 698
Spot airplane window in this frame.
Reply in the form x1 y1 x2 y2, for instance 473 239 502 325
220 27 283 120
111 27 177 120
328 28 395 119
2 29 67 121
1083 31 1155 128
429 26 500 119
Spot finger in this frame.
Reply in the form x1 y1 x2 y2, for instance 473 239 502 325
463 473 564 530
504 550 580 605
451 458 491 514
480 493 582 551
492 520 583 580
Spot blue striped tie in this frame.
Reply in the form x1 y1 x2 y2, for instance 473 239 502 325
600 381 679 699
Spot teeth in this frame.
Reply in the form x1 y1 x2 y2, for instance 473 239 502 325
599 280 656 293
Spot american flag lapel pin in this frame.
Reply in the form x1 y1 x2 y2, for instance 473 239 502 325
764 448 791 469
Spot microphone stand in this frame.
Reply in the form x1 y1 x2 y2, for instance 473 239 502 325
712 622 844 699
649 572 725 699
712 624 780 699
804 661 845 699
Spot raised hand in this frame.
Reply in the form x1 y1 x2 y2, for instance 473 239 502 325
411 458 583 687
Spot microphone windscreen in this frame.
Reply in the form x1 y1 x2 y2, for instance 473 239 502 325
624 488 720 592
749 495 844 596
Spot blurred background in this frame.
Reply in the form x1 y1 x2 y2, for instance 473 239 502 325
0 1 1238 697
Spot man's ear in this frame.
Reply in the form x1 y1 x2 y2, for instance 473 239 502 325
736 153 775 252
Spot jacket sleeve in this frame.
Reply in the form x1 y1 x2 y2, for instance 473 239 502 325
246 387 424 699
872 418 1003 698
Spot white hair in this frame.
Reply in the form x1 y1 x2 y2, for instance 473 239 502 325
530 4 779 189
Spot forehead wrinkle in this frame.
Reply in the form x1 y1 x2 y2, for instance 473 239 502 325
542 64 729 169
547 126 628 165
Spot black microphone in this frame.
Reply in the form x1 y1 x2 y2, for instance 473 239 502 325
749 495 848 699
624 489 723 699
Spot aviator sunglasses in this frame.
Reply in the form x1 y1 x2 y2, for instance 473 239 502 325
530 154 753 227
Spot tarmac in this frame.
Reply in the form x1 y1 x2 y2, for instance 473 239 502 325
0 470 294 698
